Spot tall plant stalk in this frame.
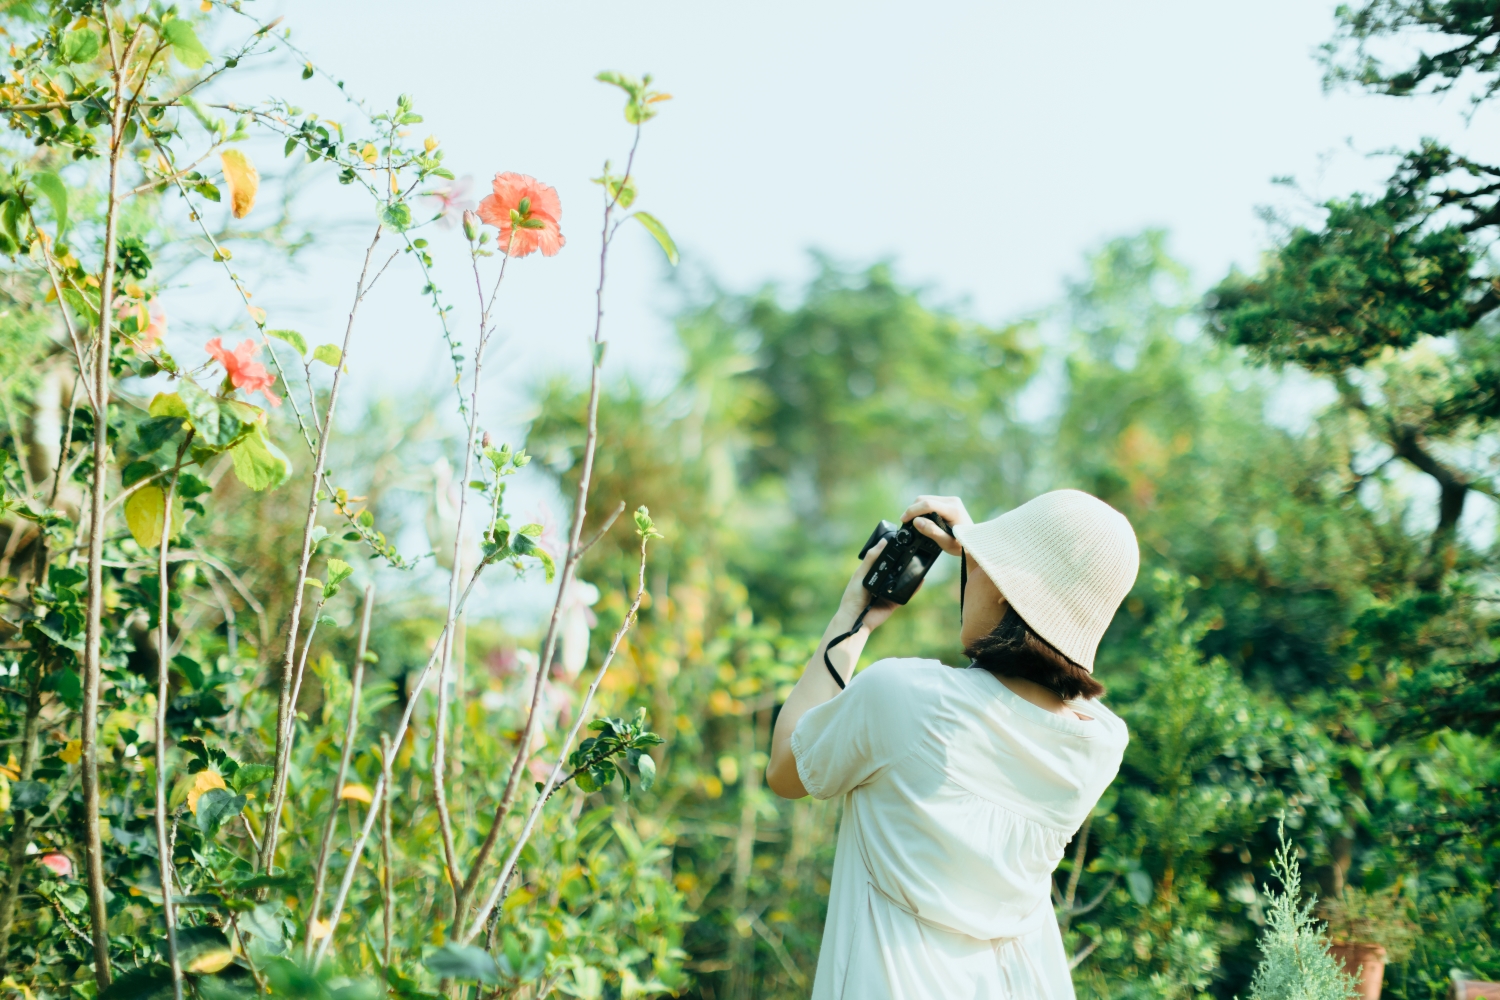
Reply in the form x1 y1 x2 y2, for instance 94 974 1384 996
304 584 375 956
80 26 143 987
453 126 642 930
259 227 382 873
153 459 185 1000
432 242 513 920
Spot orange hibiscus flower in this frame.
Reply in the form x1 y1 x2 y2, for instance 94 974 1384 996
205 337 281 407
476 172 565 258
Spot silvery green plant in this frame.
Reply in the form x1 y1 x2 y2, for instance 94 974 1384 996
1247 825 1358 1000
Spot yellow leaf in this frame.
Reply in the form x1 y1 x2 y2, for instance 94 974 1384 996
187 769 227 815
247 304 266 326
360 143 377 164
124 485 183 549
310 918 331 940
220 148 259 219
59 740 81 765
0 754 19 781
338 783 372 804
124 283 143 299
200 0 212 10
186 947 234 974
423 135 438 153
0 773 9 812
149 392 188 418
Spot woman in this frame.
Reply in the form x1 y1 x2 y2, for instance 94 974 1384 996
766 489 1139 999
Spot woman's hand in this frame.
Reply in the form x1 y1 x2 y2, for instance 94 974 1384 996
831 537 899 634
902 494 973 557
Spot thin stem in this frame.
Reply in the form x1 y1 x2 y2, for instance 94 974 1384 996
380 732 395 971
154 458 185 1000
438 242 514 927
82 29 142 987
259 226 382 873
461 530 653 943
305 584 375 957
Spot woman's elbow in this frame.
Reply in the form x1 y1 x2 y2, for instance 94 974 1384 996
765 752 807 799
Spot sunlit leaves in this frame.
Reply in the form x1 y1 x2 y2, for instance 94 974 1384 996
266 328 307 356
228 425 292 491
381 202 411 231
632 212 678 266
596 70 672 124
219 149 258 218
31 172 67 237
312 344 342 368
161 17 211 70
59 28 100 66
124 485 182 548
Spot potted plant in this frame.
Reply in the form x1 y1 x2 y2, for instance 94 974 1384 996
1319 886 1417 1000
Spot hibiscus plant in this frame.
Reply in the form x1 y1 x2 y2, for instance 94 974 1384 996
0 2 683 997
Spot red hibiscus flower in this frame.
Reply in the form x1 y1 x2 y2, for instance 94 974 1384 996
476 172 565 258
205 337 281 407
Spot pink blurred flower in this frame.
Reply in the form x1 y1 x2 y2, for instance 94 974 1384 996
38 853 71 878
530 503 560 560
477 172 565 258
115 297 167 351
205 337 281 407
528 755 553 781
423 177 473 228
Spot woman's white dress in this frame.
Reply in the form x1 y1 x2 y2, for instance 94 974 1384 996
790 658 1128 999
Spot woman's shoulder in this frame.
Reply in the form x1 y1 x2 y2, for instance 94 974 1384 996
846 657 981 717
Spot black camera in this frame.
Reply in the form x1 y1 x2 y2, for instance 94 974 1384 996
859 513 951 605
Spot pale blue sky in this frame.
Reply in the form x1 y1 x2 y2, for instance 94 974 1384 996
194 0 1500 424
162 1 1500 621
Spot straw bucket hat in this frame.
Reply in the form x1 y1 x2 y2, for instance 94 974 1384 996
952 489 1139 672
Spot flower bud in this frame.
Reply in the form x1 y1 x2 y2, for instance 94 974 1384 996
481 431 492 449
462 210 480 242
424 135 439 153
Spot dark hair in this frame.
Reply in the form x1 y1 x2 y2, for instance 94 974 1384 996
965 606 1105 701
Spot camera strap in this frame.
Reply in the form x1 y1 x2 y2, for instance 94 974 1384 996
823 599 874 690
823 544 968 691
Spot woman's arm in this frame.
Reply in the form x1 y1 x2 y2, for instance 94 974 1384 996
766 539 896 799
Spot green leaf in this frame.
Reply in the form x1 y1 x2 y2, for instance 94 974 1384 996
229 763 273 793
61 287 97 329
266 329 307 355
534 548 556 583
380 202 412 232
161 18 210 70
136 415 185 454
32 173 67 239
325 558 353 588
179 381 252 452
149 392 188 419
636 751 656 792
312 344 342 368
99 963 173 1000
228 425 291 491
425 943 500 985
179 93 223 134
59 28 100 65
632 212 678 266
195 787 246 839
1126 869 1153 906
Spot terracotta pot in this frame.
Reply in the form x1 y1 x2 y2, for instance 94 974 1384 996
1453 982 1500 1000
1329 943 1387 1000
